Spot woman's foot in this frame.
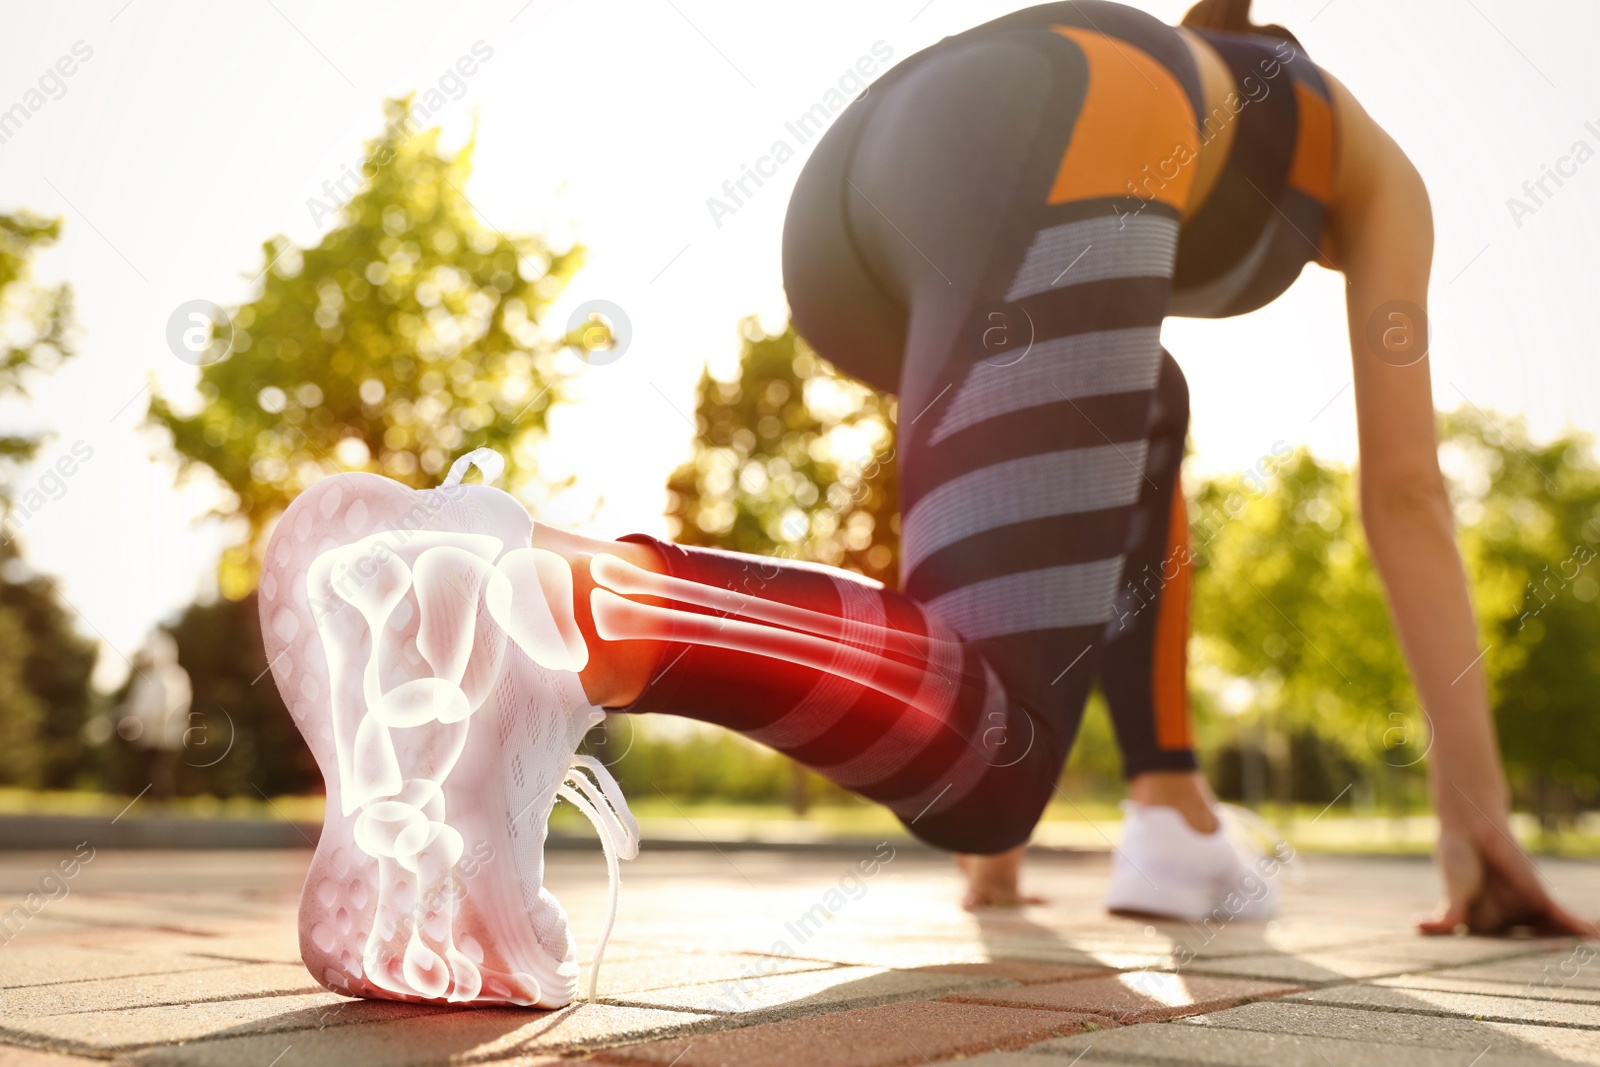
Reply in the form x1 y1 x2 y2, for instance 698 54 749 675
955 845 1046 909
261 450 639 1008
1127 770 1219 834
1105 800 1285 921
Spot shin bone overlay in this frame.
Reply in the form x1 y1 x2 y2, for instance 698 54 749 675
588 553 1010 756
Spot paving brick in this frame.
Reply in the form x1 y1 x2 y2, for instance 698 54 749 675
1184 951 1428 984
1337 936 1566 967
748 932 1168 971
585 952 837 998
608 964 1009 1020
0 914 109 950
977 943 1177 971
1158 921 1420 959
947 973 1300 1023
593 999 1110 1067
42 898 263 938
1033 1021 1577 1066
1186 1000 1600 1060
0 947 232 989
109 1003 704 1066
1140 922 1386 961
1287 982 1600 1028
0 963 321 1018
1426 948 1600 992
6 992 430 1048
740 939 999 969
159 929 305 964
2 849 1596 1065
912 962 1112 986
0 1046 110 1066
908 1054 1086 1067
1378 971 1600 1005
58 926 306 965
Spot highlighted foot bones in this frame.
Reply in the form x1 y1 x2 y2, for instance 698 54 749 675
261 450 636 1008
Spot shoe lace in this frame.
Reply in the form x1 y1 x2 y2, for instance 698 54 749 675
556 754 640 1000
442 447 506 488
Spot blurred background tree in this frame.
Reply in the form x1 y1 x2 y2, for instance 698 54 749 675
162 593 321 798
0 564 100 788
0 212 75 481
126 99 585 795
1189 447 1413 808
0 210 98 789
620 318 898 812
642 319 1600 824
1187 417 1600 828
4 138 1596 830
149 98 584 600
666 317 898 584
1444 411 1600 829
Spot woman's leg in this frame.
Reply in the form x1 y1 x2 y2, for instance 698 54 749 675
1097 352 1218 833
553 22 1202 860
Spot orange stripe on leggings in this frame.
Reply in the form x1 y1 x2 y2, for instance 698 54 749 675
1047 25 1199 211
1152 483 1193 750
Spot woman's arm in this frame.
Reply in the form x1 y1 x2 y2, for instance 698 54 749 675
1322 74 1595 935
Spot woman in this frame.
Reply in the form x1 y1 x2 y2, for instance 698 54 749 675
264 0 1593 1009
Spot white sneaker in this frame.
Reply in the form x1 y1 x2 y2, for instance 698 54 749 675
1104 801 1285 922
260 448 638 1008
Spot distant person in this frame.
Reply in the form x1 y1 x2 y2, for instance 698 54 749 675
262 0 1596 1009
117 631 190 800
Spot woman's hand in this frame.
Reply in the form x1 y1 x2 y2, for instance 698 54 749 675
1420 818 1599 937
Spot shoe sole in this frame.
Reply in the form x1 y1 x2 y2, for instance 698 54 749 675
260 472 587 1006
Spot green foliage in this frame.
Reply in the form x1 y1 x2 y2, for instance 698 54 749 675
161 593 319 797
1059 692 1123 797
0 212 94 788
598 724 858 806
1189 416 1600 822
149 99 581 598
0 602 44 784
666 318 899 585
0 559 100 788
652 319 898 808
1443 411 1600 823
0 211 76 502
1190 447 1412 759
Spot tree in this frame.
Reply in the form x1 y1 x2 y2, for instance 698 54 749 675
0 211 96 788
656 318 898 809
0 211 75 494
1188 413 1600 823
150 99 585 599
1190 449 1412 750
0 557 100 788
1188 447 1428 810
161 593 320 798
666 318 899 585
1443 411 1600 827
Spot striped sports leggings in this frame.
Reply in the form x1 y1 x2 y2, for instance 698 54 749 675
614 7 1204 854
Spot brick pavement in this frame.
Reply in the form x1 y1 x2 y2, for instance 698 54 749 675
1 846 1596 1065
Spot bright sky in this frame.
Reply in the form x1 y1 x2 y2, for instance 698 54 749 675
1 0 1596 688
